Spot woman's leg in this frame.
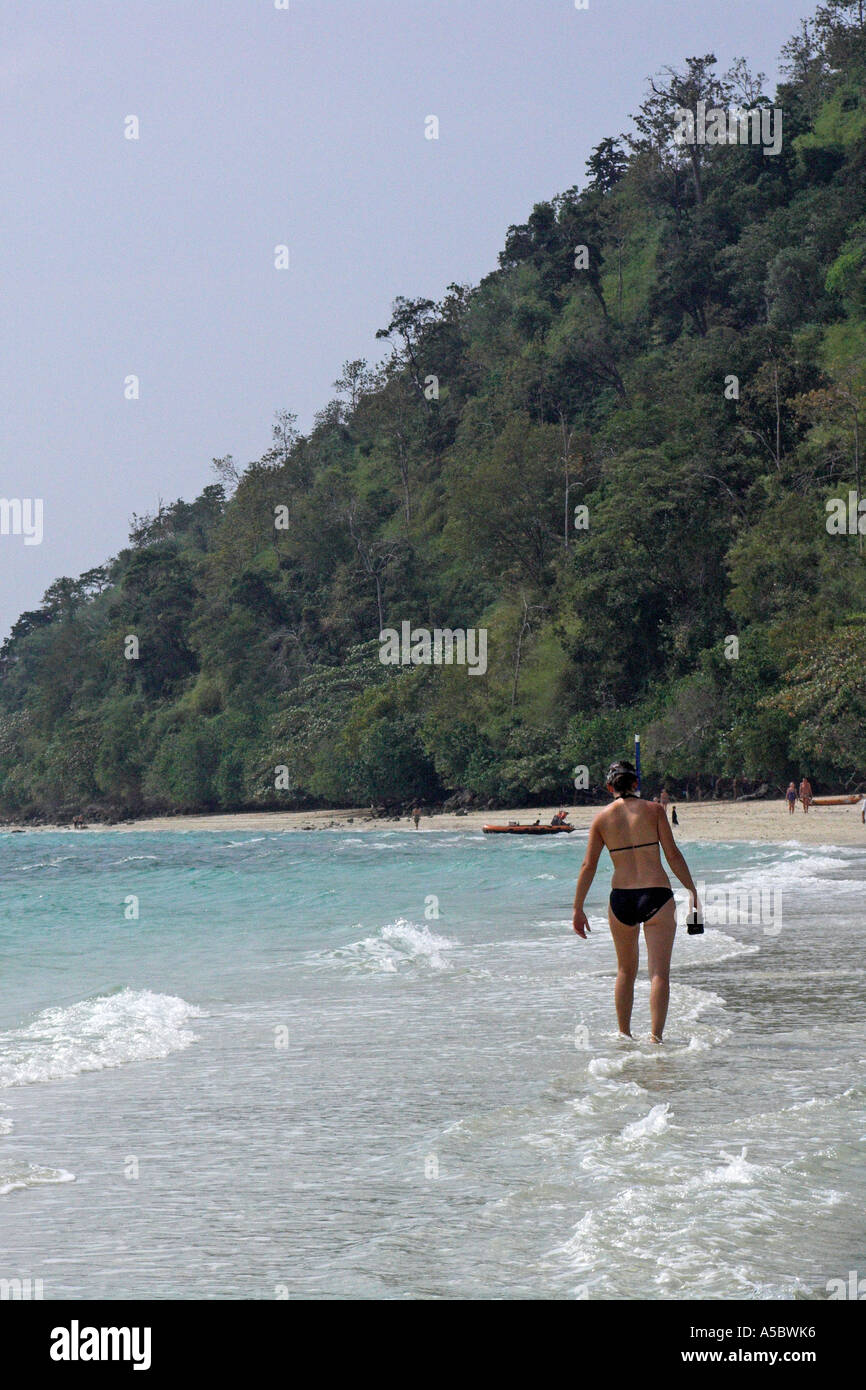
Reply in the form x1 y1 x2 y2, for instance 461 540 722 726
643 899 677 1042
608 908 639 1038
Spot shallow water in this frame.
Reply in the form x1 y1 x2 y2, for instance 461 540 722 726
1 830 863 1298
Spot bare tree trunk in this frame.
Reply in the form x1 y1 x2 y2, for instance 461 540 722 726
773 360 781 467
347 505 393 631
689 147 703 204
398 440 411 526
854 404 862 557
511 595 543 711
511 597 530 712
559 412 573 553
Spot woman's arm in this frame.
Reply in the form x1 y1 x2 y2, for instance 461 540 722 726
572 817 606 938
657 804 701 914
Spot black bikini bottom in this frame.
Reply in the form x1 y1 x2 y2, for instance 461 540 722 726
609 887 674 927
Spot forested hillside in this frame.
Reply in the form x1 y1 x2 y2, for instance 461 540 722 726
3 1 866 820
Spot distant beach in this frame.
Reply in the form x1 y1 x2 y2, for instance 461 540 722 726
6 799 864 846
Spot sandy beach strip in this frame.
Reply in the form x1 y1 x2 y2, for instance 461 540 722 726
7 800 865 847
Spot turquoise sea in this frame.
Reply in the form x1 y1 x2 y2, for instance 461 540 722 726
1 828 864 1299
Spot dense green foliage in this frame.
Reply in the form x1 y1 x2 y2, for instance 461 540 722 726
3 2 866 818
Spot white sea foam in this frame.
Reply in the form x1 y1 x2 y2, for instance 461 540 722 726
776 840 863 855
0 989 203 1087
0 1163 76 1196
587 1054 629 1079
620 1102 673 1142
568 1078 647 1115
675 927 759 966
699 1146 770 1186
9 853 76 872
670 982 727 1024
549 1141 831 1298
723 851 859 895
320 919 456 973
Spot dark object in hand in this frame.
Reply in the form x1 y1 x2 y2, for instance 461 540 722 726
686 908 704 935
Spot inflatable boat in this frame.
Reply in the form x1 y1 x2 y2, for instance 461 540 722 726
482 823 574 835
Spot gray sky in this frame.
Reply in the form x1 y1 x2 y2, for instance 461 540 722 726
1 0 815 638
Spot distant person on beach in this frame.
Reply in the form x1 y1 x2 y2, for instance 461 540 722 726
786 782 798 815
799 777 813 813
412 806 421 829
659 789 670 817
671 806 679 826
571 759 701 1044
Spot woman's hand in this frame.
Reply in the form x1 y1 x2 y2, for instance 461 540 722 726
572 909 591 939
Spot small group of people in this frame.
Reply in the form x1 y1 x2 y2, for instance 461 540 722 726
550 809 570 826
785 778 813 814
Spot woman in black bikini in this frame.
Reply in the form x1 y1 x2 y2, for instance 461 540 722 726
571 760 700 1043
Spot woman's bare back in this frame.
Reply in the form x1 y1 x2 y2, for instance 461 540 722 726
594 797 671 890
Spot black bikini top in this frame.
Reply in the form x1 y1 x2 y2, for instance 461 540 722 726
609 841 659 853
608 793 659 853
